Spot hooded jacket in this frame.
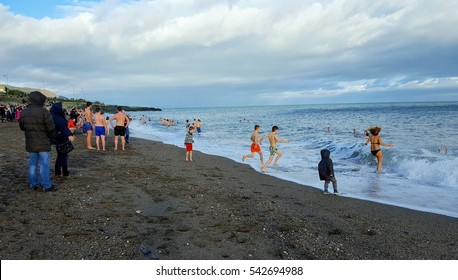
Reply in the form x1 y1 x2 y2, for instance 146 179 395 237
19 91 56 152
318 149 335 181
50 102 73 145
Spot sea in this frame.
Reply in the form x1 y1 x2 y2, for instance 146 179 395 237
125 102 458 218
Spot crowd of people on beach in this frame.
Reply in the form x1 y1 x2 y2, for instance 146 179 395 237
10 92 451 195
0 104 26 122
15 92 133 192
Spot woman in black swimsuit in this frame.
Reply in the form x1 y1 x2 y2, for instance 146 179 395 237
365 126 394 173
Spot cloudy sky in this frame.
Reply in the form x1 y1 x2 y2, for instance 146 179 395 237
1 0 458 108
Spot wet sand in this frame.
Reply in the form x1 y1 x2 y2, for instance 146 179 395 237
0 121 457 260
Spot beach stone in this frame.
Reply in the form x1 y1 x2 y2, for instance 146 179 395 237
328 228 344 235
364 228 378 236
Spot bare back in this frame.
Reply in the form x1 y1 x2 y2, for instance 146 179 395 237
111 112 129 127
94 113 106 127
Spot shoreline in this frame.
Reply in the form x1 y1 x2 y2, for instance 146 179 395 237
0 121 457 260
130 128 458 219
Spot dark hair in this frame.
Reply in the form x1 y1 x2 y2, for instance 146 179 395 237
368 126 382 136
95 107 101 113
272 126 279 132
117 107 123 111
86 102 92 107
254 125 260 130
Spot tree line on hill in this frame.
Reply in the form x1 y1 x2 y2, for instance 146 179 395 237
0 89 161 113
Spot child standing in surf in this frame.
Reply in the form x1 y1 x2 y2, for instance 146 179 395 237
318 149 339 195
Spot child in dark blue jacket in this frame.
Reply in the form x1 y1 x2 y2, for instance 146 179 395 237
318 149 339 194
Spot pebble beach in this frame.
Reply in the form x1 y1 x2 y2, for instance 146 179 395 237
0 121 457 260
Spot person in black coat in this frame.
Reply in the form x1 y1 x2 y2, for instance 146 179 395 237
50 102 76 178
19 91 56 191
318 149 339 194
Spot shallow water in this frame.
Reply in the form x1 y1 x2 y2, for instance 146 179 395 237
127 102 458 218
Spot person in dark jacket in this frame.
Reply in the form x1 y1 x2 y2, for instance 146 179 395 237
19 91 57 191
51 102 76 178
318 149 339 194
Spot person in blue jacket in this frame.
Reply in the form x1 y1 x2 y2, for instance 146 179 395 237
50 102 76 178
318 149 339 194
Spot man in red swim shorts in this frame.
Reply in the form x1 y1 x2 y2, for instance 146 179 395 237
242 125 267 167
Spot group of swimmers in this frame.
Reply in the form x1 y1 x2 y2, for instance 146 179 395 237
79 102 131 151
242 125 290 174
242 124 395 174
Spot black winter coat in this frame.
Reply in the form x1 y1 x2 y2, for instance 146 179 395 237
19 92 56 153
318 149 335 181
51 102 72 145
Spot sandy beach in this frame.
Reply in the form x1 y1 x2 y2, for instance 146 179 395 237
0 121 457 260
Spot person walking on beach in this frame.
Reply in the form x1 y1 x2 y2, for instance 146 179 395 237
318 149 339 194
19 91 57 191
261 126 289 173
51 102 76 179
110 107 130 151
84 102 95 150
184 126 195 161
94 108 108 151
242 125 267 166
365 126 394 173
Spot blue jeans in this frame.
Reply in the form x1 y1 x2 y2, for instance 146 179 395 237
28 152 52 188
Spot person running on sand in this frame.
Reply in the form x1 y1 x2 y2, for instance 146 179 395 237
110 107 130 151
94 108 108 151
365 126 394 173
261 126 289 173
84 102 95 149
242 125 267 166
184 126 196 161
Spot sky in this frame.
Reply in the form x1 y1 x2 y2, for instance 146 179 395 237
1 0 458 108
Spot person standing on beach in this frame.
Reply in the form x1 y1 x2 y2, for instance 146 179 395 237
242 125 267 166
196 119 202 133
365 126 394 173
125 114 132 144
84 102 95 150
261 126 289 173
184 126 195 161
94 108 108 151
110 107 130 151
51 102 76 179
185 120 191 131
19 91 57 191
318 149 339 194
